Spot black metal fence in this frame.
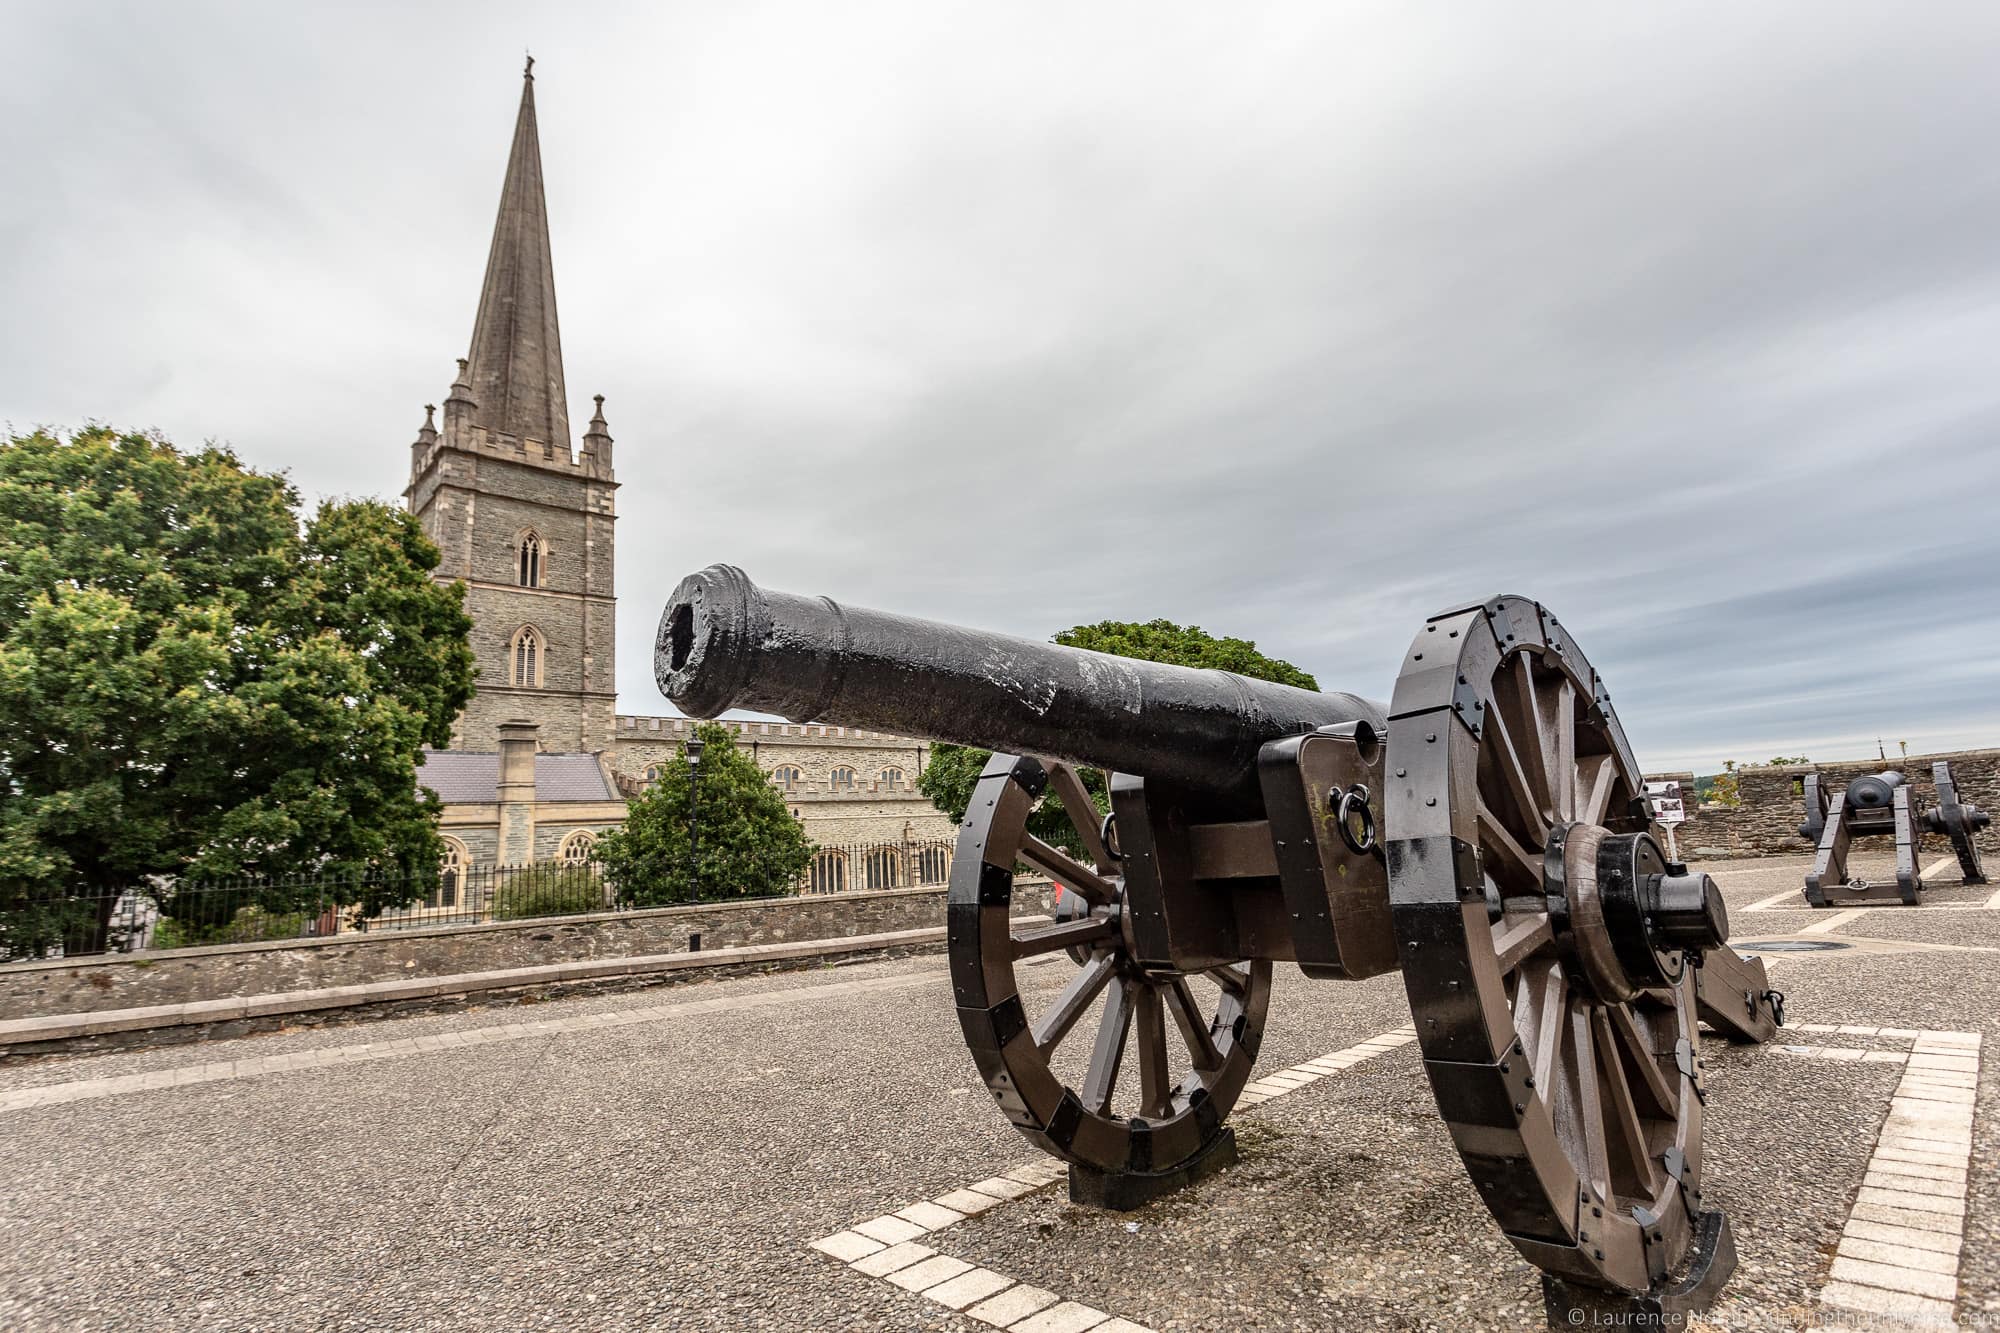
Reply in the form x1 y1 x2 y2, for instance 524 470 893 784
0 841 964 962
802 839 956 895
0 863 625 962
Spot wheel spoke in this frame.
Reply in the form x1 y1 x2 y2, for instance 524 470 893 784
1478 799 1544 893
1207 963 1250 996
1605 1003 1678 1120
1484 699 1551 845
1527 962 1567 1092
1081 981 1133 1115
1164 977 1223 1072
1134 984 1173 1119
1020 835 1117 906
1033 954 1118 1054
1545 679 1577 822
1047 763 1112 872
1500 657 1557 824
1011 916 1116 960
1578 753 1618 827
1591 1008 1660 1195
1492 911 1553 975
1570 1000 1611 1199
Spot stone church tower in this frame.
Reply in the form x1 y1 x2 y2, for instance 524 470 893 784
405 64 618 752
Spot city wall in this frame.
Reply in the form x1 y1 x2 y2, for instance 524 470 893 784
1646 746 1999 859
0 882 1052 1022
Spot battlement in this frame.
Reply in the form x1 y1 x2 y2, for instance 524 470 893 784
413 422 615 485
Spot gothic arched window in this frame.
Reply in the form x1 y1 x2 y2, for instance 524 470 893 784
864 846 904 890
433 837 468 909
518 532 544 588
829 766 856 792
511 626 544 688
771 764 802 792
878 767 905 787
809 850 848 895
558 830 597 865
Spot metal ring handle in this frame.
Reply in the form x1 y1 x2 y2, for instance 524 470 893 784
1335 785 1376 856
1100 812 1124 862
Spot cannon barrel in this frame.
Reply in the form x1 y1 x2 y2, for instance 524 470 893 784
1846 770 1906 809
657 564 1384 799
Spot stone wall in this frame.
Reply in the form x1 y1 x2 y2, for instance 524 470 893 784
0 882 1053 1021
610 715 956 847
1664 746 2000 859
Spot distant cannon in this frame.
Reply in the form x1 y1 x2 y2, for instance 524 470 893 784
660 567 1785 1315
1803 761 1991 906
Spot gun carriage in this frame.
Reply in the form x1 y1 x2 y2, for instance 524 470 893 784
658 566 1783 1312
1802 761 1991 907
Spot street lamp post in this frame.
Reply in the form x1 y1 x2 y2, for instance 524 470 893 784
685 734 705 901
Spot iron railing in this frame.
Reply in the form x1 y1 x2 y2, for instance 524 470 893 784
1 863 628 961
800 838 956 895
1 841 965 961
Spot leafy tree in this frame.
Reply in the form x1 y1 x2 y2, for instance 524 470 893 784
1702 761 1742 809
0 427 475 950
917 619 1318 849
593 722 813 905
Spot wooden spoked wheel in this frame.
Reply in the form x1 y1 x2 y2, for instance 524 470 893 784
948 752 1271 1176
1384 596 1707 1295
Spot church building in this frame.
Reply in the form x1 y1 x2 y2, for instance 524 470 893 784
405 65 953 888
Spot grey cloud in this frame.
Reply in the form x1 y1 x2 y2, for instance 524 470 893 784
4 0 1997 777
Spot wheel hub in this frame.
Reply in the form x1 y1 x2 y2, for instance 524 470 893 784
1547 823 1729 1000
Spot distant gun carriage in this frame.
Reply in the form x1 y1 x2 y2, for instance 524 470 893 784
1802 761 1991 907
658 566 1784 1315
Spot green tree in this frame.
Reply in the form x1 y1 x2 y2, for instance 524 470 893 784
593 722 813 905
917 618 1318 849
0 427 475 950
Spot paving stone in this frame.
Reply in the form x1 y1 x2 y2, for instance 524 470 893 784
853 1214 928 1244
1835 1236 1959 1276
965 1176 1036 1201
1854 1186 1960 1217
934 1188 1007 1216
848 1241 934 1278
895 1200 967 1231
886 1254 974 1292
1827 1255 1957 1301
965 1283 1060 1327
1011 1300 1111 1333
1849 1202 1965 1235
808 1231 883 1263
922 1267 1015 1311
1843 1219 1963 1256
1819 1280 1956 1326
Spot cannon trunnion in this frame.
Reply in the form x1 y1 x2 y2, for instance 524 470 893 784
1802 761 1991 906
659 566 1782 1311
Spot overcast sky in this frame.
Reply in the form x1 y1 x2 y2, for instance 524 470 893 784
5 2 1998 774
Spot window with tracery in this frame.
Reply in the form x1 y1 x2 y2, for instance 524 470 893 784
771 765 802 792
878 767 905 787
511 626 544 688
433 838 468 909
519 532 544 587
809 851 848 895
558 830 597 865
864 847 904 890
829 767 856 792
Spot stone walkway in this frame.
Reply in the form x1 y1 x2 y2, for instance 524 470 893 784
1 869 1997 1330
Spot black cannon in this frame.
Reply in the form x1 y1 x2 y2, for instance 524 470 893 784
1802 761 1991 906
658 566 1783 1313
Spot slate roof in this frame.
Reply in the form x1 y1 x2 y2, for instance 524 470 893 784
416 751 618 804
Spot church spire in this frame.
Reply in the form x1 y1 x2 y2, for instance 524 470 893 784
463 60 570 453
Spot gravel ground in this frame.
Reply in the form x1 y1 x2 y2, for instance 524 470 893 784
1 899 1991 1331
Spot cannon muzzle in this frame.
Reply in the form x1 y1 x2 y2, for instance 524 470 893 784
657 564 1383 798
